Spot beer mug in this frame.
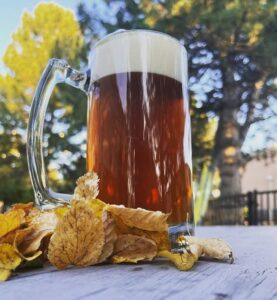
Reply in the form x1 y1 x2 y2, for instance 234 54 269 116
27 30 194 237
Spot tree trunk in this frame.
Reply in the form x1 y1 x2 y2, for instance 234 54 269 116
216 107 242 196
212 66 243 196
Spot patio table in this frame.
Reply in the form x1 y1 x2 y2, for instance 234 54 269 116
1 226 276 300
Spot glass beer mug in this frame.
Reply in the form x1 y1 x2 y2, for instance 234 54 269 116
27 30 194 238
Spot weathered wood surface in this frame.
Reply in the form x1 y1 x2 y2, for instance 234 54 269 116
1 226 277 300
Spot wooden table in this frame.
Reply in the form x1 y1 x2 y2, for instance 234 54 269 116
1 226 276 300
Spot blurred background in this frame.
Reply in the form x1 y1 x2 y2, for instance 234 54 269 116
0 0 276 225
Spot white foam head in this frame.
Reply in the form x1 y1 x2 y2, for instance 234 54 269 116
89 30 187 83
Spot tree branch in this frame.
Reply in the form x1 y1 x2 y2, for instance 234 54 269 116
240 74 269 142
249 115 274 125
232 10 248 46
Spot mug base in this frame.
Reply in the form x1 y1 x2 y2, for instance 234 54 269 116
168 222 195 251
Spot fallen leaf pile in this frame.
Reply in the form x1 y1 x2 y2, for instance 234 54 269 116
0 172 234 282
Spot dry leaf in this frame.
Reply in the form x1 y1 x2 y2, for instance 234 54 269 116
158 250 196 271
54 206 70 219
97 211 117 263
0 244 22 281
30 210 58 229
109 210 170 251
12 227 43 262
9 202 34 215
25 207 41 225
142 231 170 251
185 236 234 262
87 199 107 219
0 269 11 282
83 199 116 263
0 209 25 239
13 227 34 247
0 229 18 245
107 205 169 232
19 210 58 256
113 217 170 252
112 234 157 263
18 230 52 257
73 172 99 201
48 200 105 269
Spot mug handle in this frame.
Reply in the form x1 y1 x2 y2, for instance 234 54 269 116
27 58 89 207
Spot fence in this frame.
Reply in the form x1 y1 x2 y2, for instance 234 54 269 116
203 190 277 225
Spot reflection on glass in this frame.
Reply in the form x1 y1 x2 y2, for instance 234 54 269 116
87 72 193 226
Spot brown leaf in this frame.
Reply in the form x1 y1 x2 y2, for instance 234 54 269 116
0 229 17 245
107 205 169 232
25 207 41 225
48 200 105 269
0 209 25 239
11 227 42 263
97 211 117 263
110 213 170 251
0 244 22 282
112 234 157 263
116 225 170 251
9 202 34 215
142 230 170 251
185 236 234 263
73 172 99 201
13 227 34 247
19 210 58 256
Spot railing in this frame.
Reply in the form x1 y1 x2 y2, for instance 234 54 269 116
203 190 277 225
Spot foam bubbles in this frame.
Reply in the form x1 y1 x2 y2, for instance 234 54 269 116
89 30 187 83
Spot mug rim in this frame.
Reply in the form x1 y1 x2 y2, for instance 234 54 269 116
91 29 185 51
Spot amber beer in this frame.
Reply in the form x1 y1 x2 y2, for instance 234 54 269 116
87 31 193 230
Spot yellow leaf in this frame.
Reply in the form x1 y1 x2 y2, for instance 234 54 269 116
112 234 157 263
87 198 107 220
18 250 42 262
0 209 25 238
48 200 105 269
54 206 70 219
0 244 22 281
107 205 169 232
0 269 11 282
158 250 196 271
